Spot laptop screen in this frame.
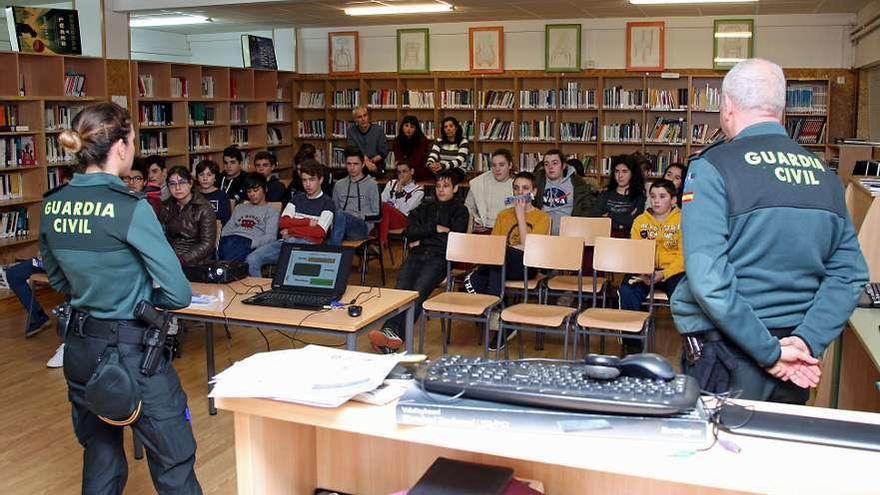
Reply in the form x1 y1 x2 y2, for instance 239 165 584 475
281 249 343 290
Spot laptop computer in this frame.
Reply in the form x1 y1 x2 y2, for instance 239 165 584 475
242 243 354 310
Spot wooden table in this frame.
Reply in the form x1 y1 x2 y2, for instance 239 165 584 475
174 278 418 414
217 396 880 495
831 308 880 411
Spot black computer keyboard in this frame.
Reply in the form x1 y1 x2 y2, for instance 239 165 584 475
421 355 700 416
242 291 334 310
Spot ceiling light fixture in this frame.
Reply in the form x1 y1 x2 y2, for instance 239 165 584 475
129 15 212 28
344 2 453 16
630 0 758 4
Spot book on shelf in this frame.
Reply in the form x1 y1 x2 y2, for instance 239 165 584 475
267 103 285 122
602 120 642 143
440 89 473 108
1 136 37 167
569 154 598 175
377 120 397 139
479 119 513 141
332 89 360 108
559 83 596 109
786 117 827 145
786 84 827 114
461 120 475 140
171 76 188 98
230 78 238 99
646 116 686 144
330 145 346 168
368 89 397 107
603 86 646 109
560 118 598 142
188 103 216 126
139 131 169 155
692 85 720 112
0 207 29 238
46 135 75 164
519 117 555 142
647 88 688 111
64 72 86 98
44 104 83 131
297 120 326 138
420 120 435 139
139 103 173 127
0 104 28 132
332 120 354 139
201 76 215 98
47 167 69 189
402 90 434 108
230 128 249 146
298 91 325 108
267 127 284 145
5 6 81 55
0 172 23 200
189 129 212 152
519 89 557 109
241 35 278 70
691 125 722 145
230 104 248 124
644 149 684 176
138 74 154 98
479 90 514 109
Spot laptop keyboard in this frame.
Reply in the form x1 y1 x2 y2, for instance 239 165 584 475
242 291 334 310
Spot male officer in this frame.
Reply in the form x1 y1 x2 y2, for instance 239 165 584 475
671 59 868 404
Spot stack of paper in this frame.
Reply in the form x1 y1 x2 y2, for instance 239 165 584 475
209 345 403 408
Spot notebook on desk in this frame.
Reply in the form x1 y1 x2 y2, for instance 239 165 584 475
242 243 354 310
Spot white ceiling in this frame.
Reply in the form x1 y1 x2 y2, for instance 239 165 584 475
126 0 873 35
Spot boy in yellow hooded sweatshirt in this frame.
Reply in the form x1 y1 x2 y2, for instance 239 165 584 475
620 178 683 353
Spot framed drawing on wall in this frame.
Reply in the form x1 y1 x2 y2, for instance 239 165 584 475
397 28 430 74
626 21 665 72
329 31 359 76
714 19 754 70
545 24 581 72
469 26 504 74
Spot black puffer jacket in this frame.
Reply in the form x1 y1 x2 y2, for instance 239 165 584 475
405 198 469 256
158 192 217 265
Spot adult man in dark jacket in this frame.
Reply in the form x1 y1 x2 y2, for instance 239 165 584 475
532 148 596 234
369 169 469 353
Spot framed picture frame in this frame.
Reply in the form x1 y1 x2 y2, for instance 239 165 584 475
626 21 665 72
713 19 754 70
469 26 504 74
545 24 581 72
328 31 359 76
397 28 430 74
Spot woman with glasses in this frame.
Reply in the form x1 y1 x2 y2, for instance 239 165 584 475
157 166 218 265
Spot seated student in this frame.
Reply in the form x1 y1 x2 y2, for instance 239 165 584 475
378 161 425 246
368 169 470 353
282 143 335 202
465 148 515 233
245 160 335 277
328 146 381 246
392 115 432 181
220 145 247 204
427 116 470 178
218 172 280 262
662 162 688 208
533 149 596 234
144 154 170 201
347 106 388 177
3 258 51 336
593 154 646 237
158 166 218 266
619 179 683 353
253 151 285 202
123 160 161 215
195 159 231 225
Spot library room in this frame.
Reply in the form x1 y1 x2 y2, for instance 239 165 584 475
1 0 880 493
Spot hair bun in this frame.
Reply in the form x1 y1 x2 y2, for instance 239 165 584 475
59 129 83 153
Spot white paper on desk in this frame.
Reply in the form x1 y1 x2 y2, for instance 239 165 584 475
209 345 403 408
190 293 219 305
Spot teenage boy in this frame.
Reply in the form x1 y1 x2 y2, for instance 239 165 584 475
245 160 335 276
368 169 470 354
329 146 381 246
218 172 280 262
347 105 388 176
465 148 515 232
253 150 285 202
220 145 247 204
379 161 424 245
144 155 169 201
533 148 596 234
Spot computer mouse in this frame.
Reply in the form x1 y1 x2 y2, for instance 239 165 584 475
584 353 620 367
617 353 676 381
347 305 362 317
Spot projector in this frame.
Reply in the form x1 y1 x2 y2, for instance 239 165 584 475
183 261 248 284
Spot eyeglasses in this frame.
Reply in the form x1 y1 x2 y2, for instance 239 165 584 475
122 176 144 183
168 180 190 188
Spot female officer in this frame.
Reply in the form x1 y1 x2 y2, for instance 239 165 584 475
39 102 202 494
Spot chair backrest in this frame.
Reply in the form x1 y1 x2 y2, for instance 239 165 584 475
523 234 583 271
593 237 656 275
446 232 506 266
268 201 283 212
845 180 873 233
559 216 612 246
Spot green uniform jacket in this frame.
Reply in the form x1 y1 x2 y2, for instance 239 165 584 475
39 173 192 319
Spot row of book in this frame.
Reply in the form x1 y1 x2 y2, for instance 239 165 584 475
691 124 723 145
230 104 249 124
520 89 556 109
420 120 436 139
48 168 68 190
376 120 397 138
479 119 514 141
369 89 397 107
603 87 646 109
170 77 189 98
692 85 721 112
231 128 249 146
516 152 596 174
786 117 827 144
0 207 28 238
559 83 597 109
560 119 599 142
202 76 216 98
0 104 26 132
267 103 286 122
646 117 687 144
644 149 685 176
402 90 435 108
1 136 37 167
519 118 555 142
64 72 86 98
298 120 326 138
45 105 83 131
46 136 76 164
137 74 155 98
298 91 325 108
602 120 642 142
647 89 688 111
440 90 473 108
461 121 475 140
189 130 213 152
138 103 174 127
479 90 515 109
188 103 216 126
267 127 285 145
0 172 23 200
786 85 827 114
332 89 360 108
139 132 169 155
332 120 354 138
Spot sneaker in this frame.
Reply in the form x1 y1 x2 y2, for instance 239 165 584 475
25 313 50 338
47 344 64 368
487 329 518 352
368 328 403 354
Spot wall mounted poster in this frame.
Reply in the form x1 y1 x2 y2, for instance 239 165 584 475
5 6 81 55
714 19 754 70
545 24 581 72
626 21 665 72
329 31 359 75
241 35 277 70
397 28 430 74
469 26 504 74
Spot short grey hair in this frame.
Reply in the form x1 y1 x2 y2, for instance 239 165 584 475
352 105 368 117
721 58 786 116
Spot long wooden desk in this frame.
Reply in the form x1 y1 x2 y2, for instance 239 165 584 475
217 396 880 495
833 308 880 411
174 278 418 414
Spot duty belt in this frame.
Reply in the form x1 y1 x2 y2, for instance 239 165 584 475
74 311 148 346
